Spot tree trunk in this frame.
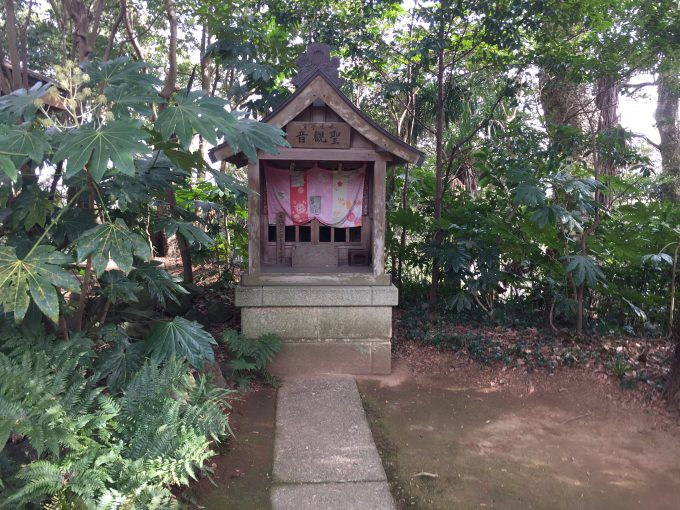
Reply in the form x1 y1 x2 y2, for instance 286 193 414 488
3 0 24 90
155 0 192 282
594 75 620 205
539 71 591 153
62 0 106 63
103 7 123 61
160 0 177 100
0 43 12 94
668 240 679 337
656 56 680 202
428 2 446 313
19 0 34 90
121 0 144 60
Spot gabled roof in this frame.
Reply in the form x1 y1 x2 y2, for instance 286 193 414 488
209 69 425 167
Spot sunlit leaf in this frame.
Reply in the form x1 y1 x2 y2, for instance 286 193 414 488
53 119 150 182
76 219 151 276
0 245 79 323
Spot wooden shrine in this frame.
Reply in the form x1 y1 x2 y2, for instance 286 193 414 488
209 43 424 374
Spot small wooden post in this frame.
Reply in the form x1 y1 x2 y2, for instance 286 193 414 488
372 159 387 276
276 212 285 264
247 160 261 274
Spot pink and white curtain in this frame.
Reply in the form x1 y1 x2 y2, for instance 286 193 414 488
264 163 366 227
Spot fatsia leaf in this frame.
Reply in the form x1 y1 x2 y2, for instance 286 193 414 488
85 58 162 117
99 271 140 304
623 297 647 321
208 167 250 194
564 255 605 287
512 182 546 207
155 91 229 149
448 292 472 312
76 219 151 276
129 260 188 306
641 253 674 265
219 116 288 162
155 91 287 159
145 317 217 368
0 245 79 323
0 125 49 167
53 119 150 183
530 204 567 229
85 57 161 92
11 186 53 232
97 326 146 392
0 154 17 182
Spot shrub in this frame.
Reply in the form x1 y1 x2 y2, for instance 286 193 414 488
221 329 281 390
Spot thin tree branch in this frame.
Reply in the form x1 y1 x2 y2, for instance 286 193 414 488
104 7 124 61
122 0 144 60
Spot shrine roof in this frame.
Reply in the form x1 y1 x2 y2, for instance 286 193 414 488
209 45 425 167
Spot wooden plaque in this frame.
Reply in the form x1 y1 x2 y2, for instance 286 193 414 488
286 122 351 148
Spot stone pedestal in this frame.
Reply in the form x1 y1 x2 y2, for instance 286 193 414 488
236 284 397 375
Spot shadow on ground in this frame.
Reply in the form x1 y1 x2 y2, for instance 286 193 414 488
181 385 276 510
358 361 680 510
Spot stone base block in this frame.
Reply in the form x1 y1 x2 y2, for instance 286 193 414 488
267 339 391 376
241 306 392 340
237 284 397 375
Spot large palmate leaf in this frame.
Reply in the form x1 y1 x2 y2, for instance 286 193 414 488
219 116 288 162
85 57 161 92
53 119 150 183
530 204 567 229
129 260 187 307
155 90 287 159
99 271 141 304
85 57 162 116
512 182 546 207
0 245 79 323
0 125 49 167
145 317 217 368
97 326 146 392
564 255 605 287
11 186 54 232
155 91 233 150
76 219 151 276
0 155 17 181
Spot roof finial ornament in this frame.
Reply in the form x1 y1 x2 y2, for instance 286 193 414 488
292 43 345 89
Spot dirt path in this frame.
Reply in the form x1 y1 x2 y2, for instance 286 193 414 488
181 385 276 510
358 359 680 510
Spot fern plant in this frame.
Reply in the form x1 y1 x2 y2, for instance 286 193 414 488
0 321 235 509
221 329 281 390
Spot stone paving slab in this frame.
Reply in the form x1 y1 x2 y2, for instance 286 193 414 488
273 376 387 483
271 482 395 510
271 375 396 510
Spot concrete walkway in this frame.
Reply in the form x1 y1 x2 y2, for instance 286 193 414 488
271 376 396 510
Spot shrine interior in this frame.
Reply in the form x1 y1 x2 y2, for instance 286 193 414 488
260 159 374 273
